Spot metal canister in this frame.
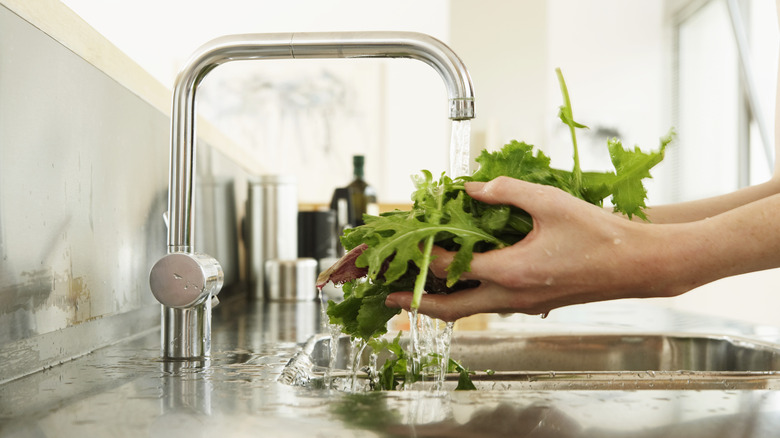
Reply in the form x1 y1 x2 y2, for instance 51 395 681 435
246 175 298 299
264 258 318 301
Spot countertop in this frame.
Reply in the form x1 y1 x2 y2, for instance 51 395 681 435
1 295 780 438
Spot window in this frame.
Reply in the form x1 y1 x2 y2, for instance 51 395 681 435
673 0 777 202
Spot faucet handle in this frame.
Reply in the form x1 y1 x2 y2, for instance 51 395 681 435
149 252 224 308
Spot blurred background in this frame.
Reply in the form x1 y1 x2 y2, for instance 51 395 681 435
60 0 779 204
58 0 780 323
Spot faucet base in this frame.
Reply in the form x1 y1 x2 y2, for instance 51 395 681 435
161 300 212 359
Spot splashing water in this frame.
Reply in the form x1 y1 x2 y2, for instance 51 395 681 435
368 352 379 389
405 120 472 391
407 310 422 388
318 287 343 389
349 338 368 392
314 121 473 392
436 322 455 389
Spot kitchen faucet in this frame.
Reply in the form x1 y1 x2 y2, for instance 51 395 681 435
148 31 475 360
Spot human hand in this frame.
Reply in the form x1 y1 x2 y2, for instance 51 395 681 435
385 176 692 321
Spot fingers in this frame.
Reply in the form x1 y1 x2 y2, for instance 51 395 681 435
385 285 519 322
385 291 476 322
465 177 569 217
429 246 489 281
465 177 532 205
428 246 456 278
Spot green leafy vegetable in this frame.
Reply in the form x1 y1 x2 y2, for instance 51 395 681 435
368 331 407 390
367 332 477 390
449 359 477 391
326 69 673 343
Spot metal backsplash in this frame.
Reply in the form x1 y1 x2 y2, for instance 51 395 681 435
0 6 242 383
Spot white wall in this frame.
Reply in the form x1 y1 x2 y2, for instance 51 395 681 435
62 0 674 203
449 0 673 202
545 1 671 180
62 0 452 204
449 0 549 156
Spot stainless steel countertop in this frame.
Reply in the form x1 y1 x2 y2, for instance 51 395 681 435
1 295 779 438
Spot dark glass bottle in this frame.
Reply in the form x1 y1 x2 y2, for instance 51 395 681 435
347 155 378 226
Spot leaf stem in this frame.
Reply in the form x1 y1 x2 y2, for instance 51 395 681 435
556 67 583 192
410 183 446 310
410 235 434 310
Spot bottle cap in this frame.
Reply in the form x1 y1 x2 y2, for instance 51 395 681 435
353 155 365 178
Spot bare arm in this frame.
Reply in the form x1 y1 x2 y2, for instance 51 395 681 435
642 4 780 225
637 178 780 224
384 16 780 320
385 178 780 321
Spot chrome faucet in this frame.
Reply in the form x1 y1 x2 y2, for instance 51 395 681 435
148 31 475 360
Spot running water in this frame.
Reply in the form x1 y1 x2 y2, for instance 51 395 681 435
317 121 473 392
435 321 455 390
318 287 342 389
407 310 421 388
449 120 472 178
405 120 471 391
368 351 379 389
406 312 455 390
349 337 367 392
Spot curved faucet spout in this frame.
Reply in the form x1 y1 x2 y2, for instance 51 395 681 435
153 31 476 360
169 31 475 253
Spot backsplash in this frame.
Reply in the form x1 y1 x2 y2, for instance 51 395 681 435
0 5 244 383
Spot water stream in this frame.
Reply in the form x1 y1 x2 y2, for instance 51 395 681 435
449 120 472 179
318 288 343 389
404 119 472 390
317 120 472 392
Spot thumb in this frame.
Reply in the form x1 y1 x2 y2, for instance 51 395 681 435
465 177 569 217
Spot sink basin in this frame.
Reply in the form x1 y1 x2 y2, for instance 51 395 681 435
281 332 780 390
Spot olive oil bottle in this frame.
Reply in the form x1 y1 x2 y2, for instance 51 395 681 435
347 155 378 226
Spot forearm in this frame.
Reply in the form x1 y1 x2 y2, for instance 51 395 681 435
650 192 780 297
639 177 780 224
386 180 780 320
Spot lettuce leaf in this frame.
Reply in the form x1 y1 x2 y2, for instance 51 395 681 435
327 69 673 341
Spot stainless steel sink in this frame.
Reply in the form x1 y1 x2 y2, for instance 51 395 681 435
282 332 780 390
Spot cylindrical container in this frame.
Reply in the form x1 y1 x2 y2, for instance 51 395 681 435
264 258 318 301
298 210 338 262
246 175 298 299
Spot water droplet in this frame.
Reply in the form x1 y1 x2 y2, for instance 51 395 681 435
540 311 550 319
544 277 554 286
173 273 183 280
613 238 622 245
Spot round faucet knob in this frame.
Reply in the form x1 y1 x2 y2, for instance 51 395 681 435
149 252 224 308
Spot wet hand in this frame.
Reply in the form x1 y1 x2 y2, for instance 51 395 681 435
385 177 685 321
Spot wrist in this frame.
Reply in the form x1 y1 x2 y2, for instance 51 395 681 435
622 220 710 299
